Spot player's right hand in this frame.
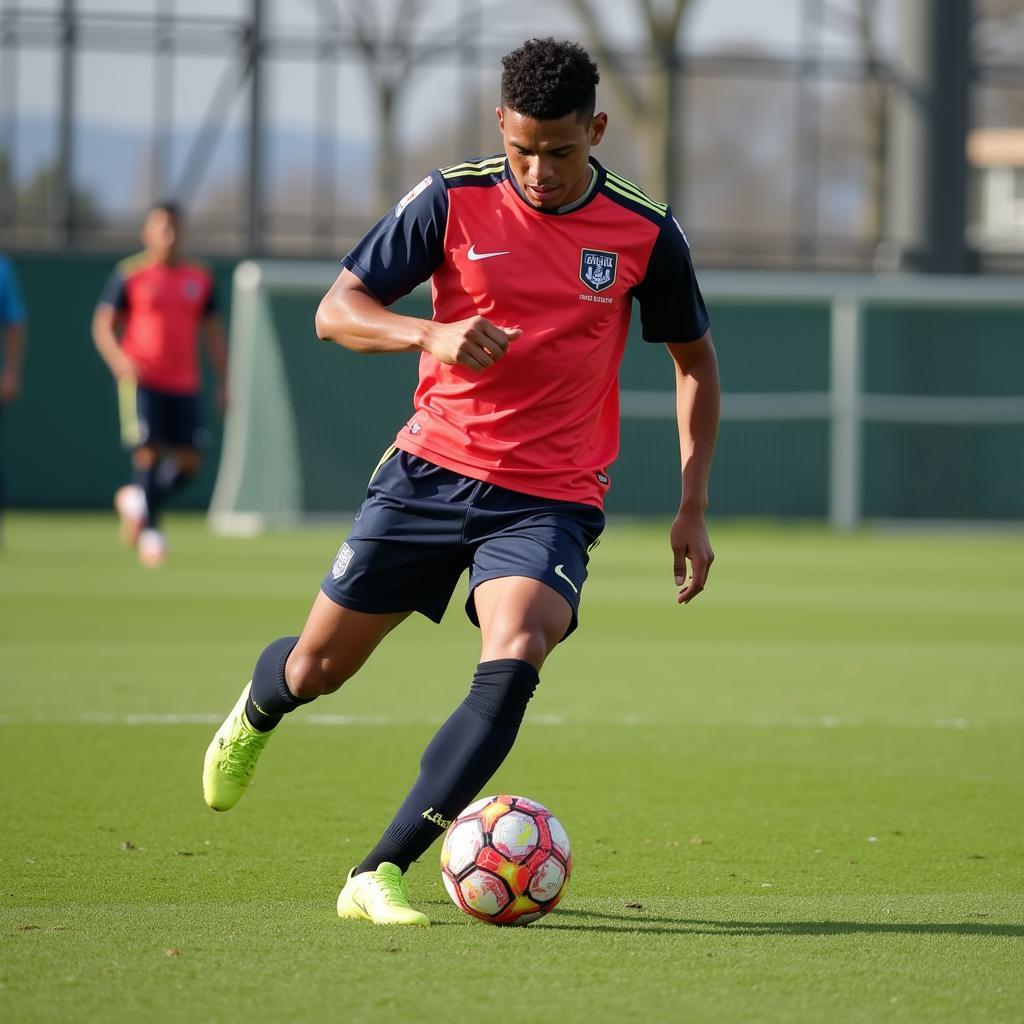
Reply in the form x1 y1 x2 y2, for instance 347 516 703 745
424 317 521 371
112 354 137 381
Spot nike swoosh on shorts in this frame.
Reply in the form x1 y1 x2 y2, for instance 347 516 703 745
554 564 579 594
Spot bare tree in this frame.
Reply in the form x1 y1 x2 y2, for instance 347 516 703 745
565 0 696 205
321 0 434 210
974 0 1024 65
816 0 888 242
319 0 524 212
973 0 1024 127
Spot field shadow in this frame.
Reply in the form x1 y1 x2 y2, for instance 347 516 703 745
539 908 1024 939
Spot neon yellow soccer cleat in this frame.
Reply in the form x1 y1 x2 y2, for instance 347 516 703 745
203 683 272 811
337 863 430 927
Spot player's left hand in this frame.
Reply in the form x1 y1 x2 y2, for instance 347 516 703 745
0 369 19 404
670 509 714 604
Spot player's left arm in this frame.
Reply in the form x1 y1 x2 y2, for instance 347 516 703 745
1 322 25 404
666 332 720 604
202 313 229 414
632 209 719 605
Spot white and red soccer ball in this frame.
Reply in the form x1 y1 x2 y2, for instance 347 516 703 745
440 794 572 926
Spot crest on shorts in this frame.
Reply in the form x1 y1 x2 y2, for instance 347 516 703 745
331 542 355 580
579 249 617 292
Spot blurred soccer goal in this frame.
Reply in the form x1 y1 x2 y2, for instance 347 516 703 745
209 260 1024 533
208 260 427 534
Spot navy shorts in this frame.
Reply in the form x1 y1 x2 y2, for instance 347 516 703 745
321 451 605 639
126 383 205 450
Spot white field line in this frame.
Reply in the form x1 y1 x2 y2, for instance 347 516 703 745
0 713 992 730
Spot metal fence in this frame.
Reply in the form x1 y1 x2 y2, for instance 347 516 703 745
1 0 1023 269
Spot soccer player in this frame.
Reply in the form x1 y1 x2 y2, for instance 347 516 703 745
203 38 719 926
0 251 26 542
92 202 227 567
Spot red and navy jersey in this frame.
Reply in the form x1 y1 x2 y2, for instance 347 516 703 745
341 155 709 508
99 253 217 395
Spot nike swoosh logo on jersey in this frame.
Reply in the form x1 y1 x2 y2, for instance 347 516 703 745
467 245 511 261
554 564 579 594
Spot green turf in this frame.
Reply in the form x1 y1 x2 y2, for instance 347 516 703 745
1 513 1022 1023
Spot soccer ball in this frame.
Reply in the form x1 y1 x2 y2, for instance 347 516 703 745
440 794 572 926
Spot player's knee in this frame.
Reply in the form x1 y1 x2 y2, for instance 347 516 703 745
132 445 158 470
285 648 352 699
175 449 202 477
484 622 557 668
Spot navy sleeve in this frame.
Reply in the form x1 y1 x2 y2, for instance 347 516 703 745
340 173 448 306
202 279 218 316
631 209 710 344
99 269 128 313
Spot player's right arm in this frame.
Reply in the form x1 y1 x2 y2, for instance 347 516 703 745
92 268 136 380
314 171 519 372
315 269 519 372
91 303 135 380
0 256 26 403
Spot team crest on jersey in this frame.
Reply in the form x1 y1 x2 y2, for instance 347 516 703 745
331 542 355 580
580 249 617 292
183 279 201 300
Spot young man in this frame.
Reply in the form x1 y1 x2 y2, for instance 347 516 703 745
0 252 26 542
92 202 228 567
203 38 719 926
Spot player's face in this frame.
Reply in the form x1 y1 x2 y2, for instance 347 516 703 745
498 107 607 210
142 209 179 258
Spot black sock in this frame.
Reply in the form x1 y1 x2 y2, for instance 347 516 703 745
244 636 311 732
134 464 160 529
135 457 196 530
154 455 194 499
355 659 540 875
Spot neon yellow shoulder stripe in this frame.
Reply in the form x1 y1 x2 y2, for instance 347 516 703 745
117 250 151 274
604 179 667 216
441 156 505 179
605 171 668 212
444 164 505 178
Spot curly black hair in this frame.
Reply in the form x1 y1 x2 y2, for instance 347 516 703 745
500 38 599 121
149 200 182 223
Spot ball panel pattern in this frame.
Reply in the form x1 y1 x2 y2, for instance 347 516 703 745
491 810 539 860
439 794 572 926
459 868 511 916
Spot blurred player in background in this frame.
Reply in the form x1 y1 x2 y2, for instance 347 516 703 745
203 38 720 924
0 251 26 545
92 202 227 568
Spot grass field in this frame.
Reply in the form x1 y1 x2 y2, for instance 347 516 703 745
1 513 1022 1023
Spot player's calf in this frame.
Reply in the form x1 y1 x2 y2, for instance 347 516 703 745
114 484 147 548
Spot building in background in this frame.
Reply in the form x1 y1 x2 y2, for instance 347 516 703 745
969 128 1024 254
